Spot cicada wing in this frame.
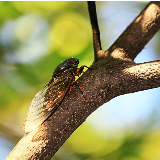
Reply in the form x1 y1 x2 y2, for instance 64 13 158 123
21 86 51 132
21 76 72 133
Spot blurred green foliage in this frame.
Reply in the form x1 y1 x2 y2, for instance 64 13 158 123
1 1 160 160
0 1 93 126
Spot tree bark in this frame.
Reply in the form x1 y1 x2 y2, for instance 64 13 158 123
6 1 160 160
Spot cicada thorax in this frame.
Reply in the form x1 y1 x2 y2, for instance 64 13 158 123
22 58 79 132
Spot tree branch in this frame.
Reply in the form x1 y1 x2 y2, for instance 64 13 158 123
6 1 160 159
105 1 160 62
6 60 160 159
87 1 102 61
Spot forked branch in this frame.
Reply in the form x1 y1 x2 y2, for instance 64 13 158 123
6 2 160 160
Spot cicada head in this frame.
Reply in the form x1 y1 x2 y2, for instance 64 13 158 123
53 58 79 78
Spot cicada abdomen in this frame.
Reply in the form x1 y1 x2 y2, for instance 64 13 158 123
21 58 80 132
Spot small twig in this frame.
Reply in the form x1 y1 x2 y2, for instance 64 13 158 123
87 1 102 61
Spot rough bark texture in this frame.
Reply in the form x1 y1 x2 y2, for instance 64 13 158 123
6 1 160 160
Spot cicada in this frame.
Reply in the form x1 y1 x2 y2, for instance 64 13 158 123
21 58 86 132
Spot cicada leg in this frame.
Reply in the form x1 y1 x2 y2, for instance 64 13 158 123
68 81 86 100
68 65 91 100
77 65 91 76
